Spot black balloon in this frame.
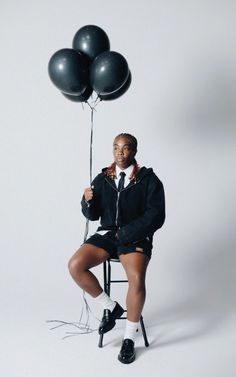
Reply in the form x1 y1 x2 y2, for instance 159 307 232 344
48 48 89 95
62 85 93 102
99 71 132 101
90 51 129 96
73 25 110 61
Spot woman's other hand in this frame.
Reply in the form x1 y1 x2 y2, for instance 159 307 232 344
84 186 94 202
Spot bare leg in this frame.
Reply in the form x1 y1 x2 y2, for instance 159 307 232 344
68 244 109 298
119 252 149 322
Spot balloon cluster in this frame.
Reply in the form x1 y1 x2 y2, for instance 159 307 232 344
48 25 131 103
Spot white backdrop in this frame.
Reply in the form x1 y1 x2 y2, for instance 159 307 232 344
0 1 236 376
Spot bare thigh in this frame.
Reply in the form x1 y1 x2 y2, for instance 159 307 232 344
69 243 110 272
119 252 150 283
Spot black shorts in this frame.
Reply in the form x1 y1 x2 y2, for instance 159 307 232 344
84 231 153 260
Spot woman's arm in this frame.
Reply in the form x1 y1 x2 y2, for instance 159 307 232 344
81 174 103 221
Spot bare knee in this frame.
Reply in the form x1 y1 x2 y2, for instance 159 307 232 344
128 273 146 293
68 251 86 279
68 243 109 283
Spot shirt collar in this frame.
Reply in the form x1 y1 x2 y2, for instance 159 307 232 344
116 164 134 179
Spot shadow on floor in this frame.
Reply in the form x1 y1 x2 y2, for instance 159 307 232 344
147 228 236 348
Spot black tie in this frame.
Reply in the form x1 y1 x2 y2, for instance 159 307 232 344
118 172 126 191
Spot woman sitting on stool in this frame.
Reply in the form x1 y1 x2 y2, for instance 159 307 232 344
68 133 165 364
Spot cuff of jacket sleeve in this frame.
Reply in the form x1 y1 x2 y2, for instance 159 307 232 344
82 196 91 207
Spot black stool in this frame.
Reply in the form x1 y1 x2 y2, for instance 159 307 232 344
98 258 149 348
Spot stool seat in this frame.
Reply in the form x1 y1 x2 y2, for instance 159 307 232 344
98 258 149 348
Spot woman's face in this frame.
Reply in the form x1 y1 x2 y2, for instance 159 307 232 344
113 136 136 170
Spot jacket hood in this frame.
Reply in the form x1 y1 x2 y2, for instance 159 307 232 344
136 166 153 181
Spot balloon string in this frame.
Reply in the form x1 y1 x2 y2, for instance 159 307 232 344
83 98 101 243
46 99 101 339
86 98 101 185
90 106 94 185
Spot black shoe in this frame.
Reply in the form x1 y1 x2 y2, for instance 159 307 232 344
98 302 124 335
118 339 135 364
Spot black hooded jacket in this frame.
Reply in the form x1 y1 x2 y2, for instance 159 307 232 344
81 166 165 245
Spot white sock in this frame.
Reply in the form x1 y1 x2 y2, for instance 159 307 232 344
94 291 116 312
123 319 139 342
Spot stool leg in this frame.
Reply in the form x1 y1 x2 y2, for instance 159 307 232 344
103 261 107 294
140 315 149 347
107 260 111 296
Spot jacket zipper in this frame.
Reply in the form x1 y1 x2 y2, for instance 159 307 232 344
105 177 140 227
115 191 120 225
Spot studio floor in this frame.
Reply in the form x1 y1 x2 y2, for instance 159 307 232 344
1 302 235 377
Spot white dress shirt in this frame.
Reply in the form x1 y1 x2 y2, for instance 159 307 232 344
115 164 134 188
